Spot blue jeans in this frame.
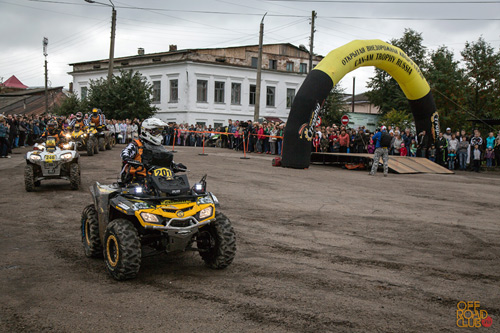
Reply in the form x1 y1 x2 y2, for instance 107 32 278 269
458 151 467 170
448 158 456 170
487 158 493 167
164 134 171 146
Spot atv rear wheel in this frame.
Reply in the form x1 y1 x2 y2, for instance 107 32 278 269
81 204 102 258
69 163 80 190
24 164 35 192
105 136 112 150
86 141 94 156
198 212 236 269
98 137 105 151
104 219 141 280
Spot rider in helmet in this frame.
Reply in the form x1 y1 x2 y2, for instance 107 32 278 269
88 108 106 131
68 112 87 129
121 118 185 180
38 118 65 144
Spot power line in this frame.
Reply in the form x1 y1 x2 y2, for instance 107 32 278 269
265 0 500 4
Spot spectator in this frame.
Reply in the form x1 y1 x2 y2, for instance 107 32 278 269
353 129 367 153
409 139 417 157
494 137 500 167
435 132 448 166
399 142 407 157
417 130 428 157
0 116 11 158
457 135 469 170
428 144 436 162
472 144 481 172
338 129 349 153
392 132 403 156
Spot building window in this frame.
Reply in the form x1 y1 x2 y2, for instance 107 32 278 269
266 86 275 107
249 84 256 105
286 62 294 72
251 57 258 68
197 80 208 102
269 59 277 70
214 81 225 103
152 80 161 103
286 88 295 108
81 87 88 100
300 63 307 73
231 83 241 105
169 79 178 102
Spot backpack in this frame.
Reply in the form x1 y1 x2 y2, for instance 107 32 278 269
379 132 392 148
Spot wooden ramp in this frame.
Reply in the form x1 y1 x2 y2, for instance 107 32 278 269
310 152 453 174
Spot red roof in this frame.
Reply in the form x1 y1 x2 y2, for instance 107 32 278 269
1 75 28 89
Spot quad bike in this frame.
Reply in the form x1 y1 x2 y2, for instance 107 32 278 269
69 125 95 156
81 157 236 281
94 126 114 151
24 136 81 191
87 125 99 155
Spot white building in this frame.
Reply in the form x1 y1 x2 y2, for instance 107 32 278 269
69 44 323 127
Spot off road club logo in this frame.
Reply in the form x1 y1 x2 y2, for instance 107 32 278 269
298 102 321 141
456 301 492 328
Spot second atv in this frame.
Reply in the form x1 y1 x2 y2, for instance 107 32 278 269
81 157 236 280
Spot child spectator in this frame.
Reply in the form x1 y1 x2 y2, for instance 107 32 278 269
399 142 407 157
457 136 469 170
485 147 494 168
312 133 320 152
447 147 456 170
410 139 417 157
472 144 481 172
366 139 375 154
428 144 436 162
332 138 341 153
320 134 329 152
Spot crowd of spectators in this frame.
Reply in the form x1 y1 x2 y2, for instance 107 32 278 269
2 112 499 172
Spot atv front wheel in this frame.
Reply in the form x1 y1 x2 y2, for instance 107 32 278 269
69 163 80 190
86 141 94 156
24 164 35 192
198 212 236 269
104 219 141 280
98 137 105 151
81 204 102 258
93 138 99 154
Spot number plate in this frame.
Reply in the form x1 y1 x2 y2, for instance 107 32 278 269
45 154 56 163
154 167 173 179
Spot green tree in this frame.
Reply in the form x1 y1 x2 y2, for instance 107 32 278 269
320 84 349 126
378 109 414 130
52 92 86 116
425 46 468 131
461 37 500 119
366 28 427 114
86 69 158 120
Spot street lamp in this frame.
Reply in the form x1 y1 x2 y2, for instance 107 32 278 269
84 0 116 85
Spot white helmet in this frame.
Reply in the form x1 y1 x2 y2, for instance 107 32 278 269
140 117 166 145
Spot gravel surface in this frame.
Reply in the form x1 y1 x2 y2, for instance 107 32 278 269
1 145 499 332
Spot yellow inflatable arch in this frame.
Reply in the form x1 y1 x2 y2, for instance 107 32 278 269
282 39 440 169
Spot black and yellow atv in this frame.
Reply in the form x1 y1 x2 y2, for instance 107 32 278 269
81 159 236 280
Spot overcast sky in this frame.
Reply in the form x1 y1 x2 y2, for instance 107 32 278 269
1 0 500 94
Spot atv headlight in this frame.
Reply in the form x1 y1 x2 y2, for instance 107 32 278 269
29 154 41 162
141 212 160 223
193 182 205 194
62 143 71 150
199 207 213 220
134 186 143 194
61 153 73 160
65 134 71 139
197 196 213 205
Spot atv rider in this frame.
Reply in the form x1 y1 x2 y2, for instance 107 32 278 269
88 108 106 131
68 112 88 129
121 118 186 181
38 119 66 145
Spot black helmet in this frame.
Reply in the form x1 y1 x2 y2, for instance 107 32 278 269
47 119 58 135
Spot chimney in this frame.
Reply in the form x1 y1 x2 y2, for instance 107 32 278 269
138 48 145 56
169 44 177 52
69 82 73 93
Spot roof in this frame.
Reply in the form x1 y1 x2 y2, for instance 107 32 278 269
1 75 28 89
0 87 66 116
342 92 371 103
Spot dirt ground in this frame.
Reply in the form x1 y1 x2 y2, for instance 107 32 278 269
1 144 499 333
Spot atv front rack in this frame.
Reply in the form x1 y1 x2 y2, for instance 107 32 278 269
144 216 213 235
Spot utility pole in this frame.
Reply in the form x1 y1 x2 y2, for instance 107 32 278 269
108 5 116 85
309 10 316 73
43 37 48 114
254 13 267 122
84 0 116 84
351 76 355 113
